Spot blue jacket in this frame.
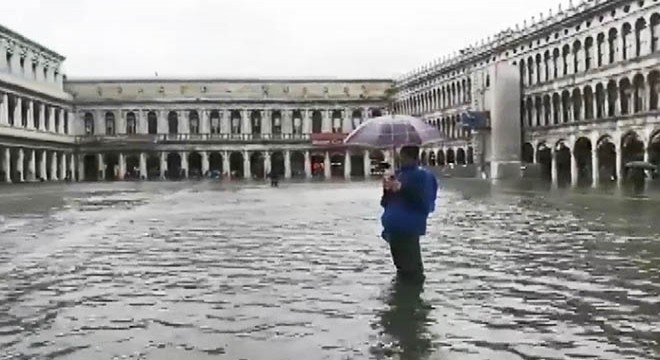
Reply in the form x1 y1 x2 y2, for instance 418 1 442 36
380 164 438 237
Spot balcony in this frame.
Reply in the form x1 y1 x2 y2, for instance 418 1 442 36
75 133 311 145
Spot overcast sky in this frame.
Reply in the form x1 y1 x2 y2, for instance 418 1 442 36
2 0 565 79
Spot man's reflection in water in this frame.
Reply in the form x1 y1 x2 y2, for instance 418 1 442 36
377 277 433 360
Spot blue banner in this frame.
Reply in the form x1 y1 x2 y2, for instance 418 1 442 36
460 111 488 129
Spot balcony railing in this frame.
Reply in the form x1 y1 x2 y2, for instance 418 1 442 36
75 133 311 144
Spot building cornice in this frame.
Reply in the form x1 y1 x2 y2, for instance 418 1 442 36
65 76 395 85
0 24 65 61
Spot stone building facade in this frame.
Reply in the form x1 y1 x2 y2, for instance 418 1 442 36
394 0 660 187
2 0 659 187
66 79 392 181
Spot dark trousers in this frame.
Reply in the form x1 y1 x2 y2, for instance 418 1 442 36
388 234 424 283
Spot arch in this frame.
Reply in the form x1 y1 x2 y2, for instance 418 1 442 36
351 109 363 129
208 152 223 174
606 80 618 117
634 18 647 57
292 110 303 135
619 78 632 115
331 110 343 133
572 40 582 73
420 151 428 166
146 153 160 180
574 137 593 187
436 150 445 166
209 110 221 134
167 111 178 134
555 140 571 188
608 28 619 64
649 70 660 110
270 151 285 177
147 111 158 134
83 154 98 181
446 148 455 164
105 112 116 135
595 83 606 118
572 88 582 121
649 129 660 172
311 152 325 178
251 111 262 136
230 110 242 134
166 153 182 180
188 152 202 178
84 112 94 135
522 142 534 163
536 142 552 182
597 136 617 185
456 148 466 165
467 146 474 164
290 151 306 178
250 151 265 179
311 110 323 133
123 154 140 180
622 22 633 60
229 152 244 179
350 150 365 177
651 13 660 53
428 151 437 166
330 153 345 178
552 93 561 124
583 86 594 120
584 36 594 71
271 110 282 135
189 110 200 134
126 112 137 134
632 73 646 113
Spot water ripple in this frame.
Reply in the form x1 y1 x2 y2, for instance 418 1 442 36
0 181 658 360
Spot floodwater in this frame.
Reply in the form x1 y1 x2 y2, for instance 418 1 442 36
0 179 659 360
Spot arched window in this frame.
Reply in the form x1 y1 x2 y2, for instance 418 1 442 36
209 110 220 134
167 111 178 134
126 112 137 134
651 14 660 52
311 110 322 133
84 112 94 135
105 112 115 135
635 18 647 57
147 111 158 134
189 110 199 134
272 111 282 135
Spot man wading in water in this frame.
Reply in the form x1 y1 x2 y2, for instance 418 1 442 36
380 145 438 283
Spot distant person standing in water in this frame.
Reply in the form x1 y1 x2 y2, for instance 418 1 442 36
380 145 438 283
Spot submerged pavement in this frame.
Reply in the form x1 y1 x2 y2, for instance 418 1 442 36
0 180 659 360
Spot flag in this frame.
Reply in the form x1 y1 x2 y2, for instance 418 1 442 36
460 111 488 129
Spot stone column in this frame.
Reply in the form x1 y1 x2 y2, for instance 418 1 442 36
550 147 558 188
284 149 292 179
139 153 147 179
304 150 312 178
27 149 36 181
48 106 56 131
2 148 10 183
78 154 85 182
591 146 599 188
51 152 59 181
570 148 578 188
38 104 45 131
243 150 251 179
0 93 8 125
201 151 209 175
26 101 34 129
60 153 67 180
39 150 47 181
16 149 24 182
69 153 76 181
58 109 65 134
222 151 230 177
344 151 352 179
160 152 167 179
14 97 21 127
263 151 271 177
363 150 371 177
324 151 331 179
180 151 189 179
118 153 126 180
616 144 623 187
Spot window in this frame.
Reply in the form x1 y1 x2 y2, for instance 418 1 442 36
84 112 94 135
126 112 137 135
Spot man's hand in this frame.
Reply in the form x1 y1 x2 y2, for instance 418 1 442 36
383 177 401 192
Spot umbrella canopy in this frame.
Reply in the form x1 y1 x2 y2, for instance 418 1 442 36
343 114 444 149
625 161 658 170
